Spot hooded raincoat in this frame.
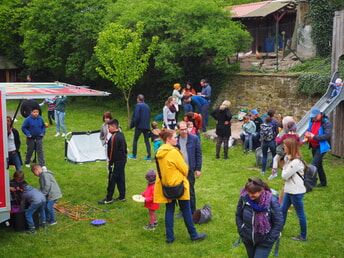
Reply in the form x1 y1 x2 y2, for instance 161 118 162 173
154 144 190 203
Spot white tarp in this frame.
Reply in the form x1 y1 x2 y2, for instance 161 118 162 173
65 130 107 163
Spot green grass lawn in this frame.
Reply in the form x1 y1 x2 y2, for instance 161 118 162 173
1 99 343 258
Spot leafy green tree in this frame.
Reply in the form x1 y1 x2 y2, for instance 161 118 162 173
0 1 27 70
108 0 251 84
21 0 109 82
95 22 158 127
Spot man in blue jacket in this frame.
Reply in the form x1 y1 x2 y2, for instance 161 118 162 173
183 95 209 132
176 121 202 215
129 94 151 160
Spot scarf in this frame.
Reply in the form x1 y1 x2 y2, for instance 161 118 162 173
240 188 272 235
168 104 177 113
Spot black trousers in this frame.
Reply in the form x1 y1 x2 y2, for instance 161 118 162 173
106 160 127 200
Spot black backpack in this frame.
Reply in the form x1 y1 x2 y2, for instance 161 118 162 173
296 158 318 193
260 122 274 141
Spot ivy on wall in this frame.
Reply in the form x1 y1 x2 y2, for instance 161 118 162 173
309 0 343 57
293 1 343 96
292 57 344 96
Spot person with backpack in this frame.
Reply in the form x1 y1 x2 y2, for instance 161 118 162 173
281 137 307 242
303 108 332 187
260 110 279 175
236 177 283 258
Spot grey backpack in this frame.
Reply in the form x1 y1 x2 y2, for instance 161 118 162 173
192 204 212 224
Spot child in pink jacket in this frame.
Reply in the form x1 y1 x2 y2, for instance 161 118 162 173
142 170 160 230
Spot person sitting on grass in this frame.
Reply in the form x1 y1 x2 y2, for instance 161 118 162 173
241 115 256 154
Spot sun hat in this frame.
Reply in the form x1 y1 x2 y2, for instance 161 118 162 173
335 78 342 84
310 108 321 118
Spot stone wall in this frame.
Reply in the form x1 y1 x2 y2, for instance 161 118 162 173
213 73 319 122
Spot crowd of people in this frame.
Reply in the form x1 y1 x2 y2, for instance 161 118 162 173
6 76 335 254
94 83 332 251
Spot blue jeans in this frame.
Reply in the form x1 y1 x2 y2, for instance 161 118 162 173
132 128 151 158
25 200 46 227
8 152 22 170
281 193 307 239
106 160 126 200
165 200 198 242
261 140 276 172
243 241 274 258
311 146 327 186
46 199 57 222
55 110 66 133
240 132 260 150
244 134 254 151
183 103 193 114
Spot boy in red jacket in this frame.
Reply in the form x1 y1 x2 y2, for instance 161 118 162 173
142 170 160 230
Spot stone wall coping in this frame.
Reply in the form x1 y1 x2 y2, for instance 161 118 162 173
234 72 299 77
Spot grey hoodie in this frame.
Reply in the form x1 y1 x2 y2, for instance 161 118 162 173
21 185 46 209
39 170 62 201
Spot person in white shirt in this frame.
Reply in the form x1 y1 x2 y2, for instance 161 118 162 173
281 137 307 242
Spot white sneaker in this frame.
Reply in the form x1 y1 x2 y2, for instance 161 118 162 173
268 173 278 180
54 133 60 137
42 166 47 171
61 133 66 137
25 164 31 168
